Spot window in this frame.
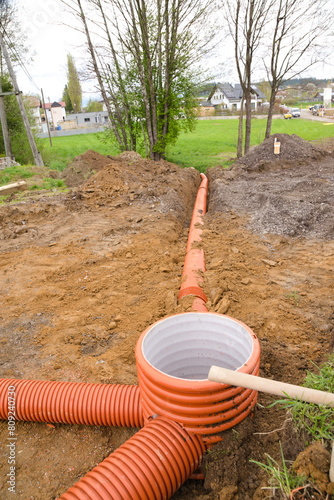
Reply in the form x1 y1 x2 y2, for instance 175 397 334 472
84 117 91 122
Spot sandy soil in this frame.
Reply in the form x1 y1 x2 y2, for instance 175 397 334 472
0 136 333 500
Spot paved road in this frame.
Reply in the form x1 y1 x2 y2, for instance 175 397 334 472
300 108 334 123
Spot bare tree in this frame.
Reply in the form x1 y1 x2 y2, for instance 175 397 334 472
61 0 126 148
224 0 274 156
264 0 333 138
61 0 215 160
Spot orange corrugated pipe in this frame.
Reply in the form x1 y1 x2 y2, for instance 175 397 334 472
178 173 208 311
59 416 205 499
136 312 260 445
0 379 143 428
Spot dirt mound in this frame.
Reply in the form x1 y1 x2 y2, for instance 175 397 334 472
235 133 326 171
78 153 199 215
207 136 334 240
62 149 113 187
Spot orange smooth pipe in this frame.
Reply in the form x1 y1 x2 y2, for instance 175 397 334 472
58 416 205 500
0 378 143 428
178 173 208 310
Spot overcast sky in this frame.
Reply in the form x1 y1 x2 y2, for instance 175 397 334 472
16 0 96 103
14 0 334 105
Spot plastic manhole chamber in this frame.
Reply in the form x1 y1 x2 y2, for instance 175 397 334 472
141 312 258 380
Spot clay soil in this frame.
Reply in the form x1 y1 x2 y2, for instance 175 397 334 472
0 135 333 500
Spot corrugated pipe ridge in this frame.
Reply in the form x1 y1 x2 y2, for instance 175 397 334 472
0 378 143 428
178 173 208 311
136 312 261 445
59 416 205 500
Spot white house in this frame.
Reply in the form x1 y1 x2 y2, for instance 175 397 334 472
208 83 266 110
24 96 43 131
41 101 66 130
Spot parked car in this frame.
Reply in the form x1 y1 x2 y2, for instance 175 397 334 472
290 108 300 118
283 111 292 119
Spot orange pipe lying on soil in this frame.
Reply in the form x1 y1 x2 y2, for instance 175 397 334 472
59 416 205 500
0 378 143 428
178 173 208 311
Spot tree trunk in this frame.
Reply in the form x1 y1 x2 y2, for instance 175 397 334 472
237 97 244 158
265 89 276 139
76 0 124 148
244 92 252 155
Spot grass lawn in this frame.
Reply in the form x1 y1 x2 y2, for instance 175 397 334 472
38 132 120 172
166 118 334 171
38 118 334 173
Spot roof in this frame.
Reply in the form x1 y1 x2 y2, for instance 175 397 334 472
209 83 266 101
251 85 266 99
24 96 41 107
200 100 214 107
42 101 66 109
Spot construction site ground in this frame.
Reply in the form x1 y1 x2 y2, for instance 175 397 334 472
0 134 333 499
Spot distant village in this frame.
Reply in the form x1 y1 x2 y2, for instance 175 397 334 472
25 79 334 136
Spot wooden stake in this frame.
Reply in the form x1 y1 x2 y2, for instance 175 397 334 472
208 365 334 407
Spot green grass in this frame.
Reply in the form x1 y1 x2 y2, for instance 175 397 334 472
30 178 66 190
250 443 307 499
165 118 334 171
38 132 120 172
36 118 334 174
0 165 36 186
270 355 334 441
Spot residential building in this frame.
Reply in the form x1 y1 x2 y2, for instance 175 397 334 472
207 83 266 110
63 111 109 130
24 96 43 131
41 101 66 130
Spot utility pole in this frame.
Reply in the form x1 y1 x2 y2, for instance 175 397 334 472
0 78 13 161
41 88 52 147
0 31 44 166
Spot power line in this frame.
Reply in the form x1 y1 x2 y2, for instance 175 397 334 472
0 23 41 93
0 28 44 166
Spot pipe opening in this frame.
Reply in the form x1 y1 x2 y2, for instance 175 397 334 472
142 313 254 381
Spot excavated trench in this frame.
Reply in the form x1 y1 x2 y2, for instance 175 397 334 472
0 139 333 499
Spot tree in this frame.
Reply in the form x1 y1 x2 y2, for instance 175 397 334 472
263 0 333 138
0 0 43 165
0 74 36 164
224 0 274 157
0 0 20 159
66 53 82 113
85 98 102 112
61 0 214 160
62 84 73 112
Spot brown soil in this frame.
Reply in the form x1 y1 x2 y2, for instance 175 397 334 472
0 134 333 499
61 149 114 187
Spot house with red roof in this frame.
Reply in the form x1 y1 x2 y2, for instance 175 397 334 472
41 101 66 130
